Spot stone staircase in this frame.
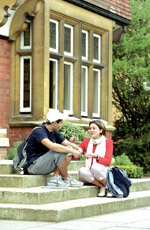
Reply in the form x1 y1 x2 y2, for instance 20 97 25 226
0 160 150 222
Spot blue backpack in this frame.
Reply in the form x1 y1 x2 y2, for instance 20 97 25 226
106 166 132 198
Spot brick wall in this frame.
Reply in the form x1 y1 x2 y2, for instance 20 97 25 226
0 38 32 151
83 0 131 21
0 38 11 129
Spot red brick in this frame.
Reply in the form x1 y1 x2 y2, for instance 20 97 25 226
84 0 131 21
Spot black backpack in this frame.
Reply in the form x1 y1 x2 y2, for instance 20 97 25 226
13 127 42 172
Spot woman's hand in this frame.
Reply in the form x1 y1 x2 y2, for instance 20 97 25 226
77 147 83 154
85 152 94 158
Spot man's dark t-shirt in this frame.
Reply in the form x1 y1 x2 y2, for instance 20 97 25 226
25 123 65 168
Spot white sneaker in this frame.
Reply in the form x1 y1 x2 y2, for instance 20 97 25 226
64 176 83 187
98 187 106 197
48 175 68 187
107 190 113 197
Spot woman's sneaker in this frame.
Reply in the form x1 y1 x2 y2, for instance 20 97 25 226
64 176 83 187
106 190 113 197
48 175 68 187
98 187 106 197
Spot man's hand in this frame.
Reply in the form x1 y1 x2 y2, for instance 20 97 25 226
72 149 82 159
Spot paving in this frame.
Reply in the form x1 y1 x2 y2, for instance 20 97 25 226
0 206 150 229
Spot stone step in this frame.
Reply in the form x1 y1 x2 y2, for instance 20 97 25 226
0 178 149 205
0 160 84 174
0 190 150 222
0 185 99 205
0 160 16 174
0 171 78 188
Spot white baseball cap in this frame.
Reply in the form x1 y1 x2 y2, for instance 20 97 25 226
46 110 65 123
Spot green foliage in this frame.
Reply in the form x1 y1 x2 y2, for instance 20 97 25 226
115 153 132 166
113 126 150 173
60 122 90 161
7 141 22 160
112 0 150 173
60 122 90 145
116 165 143 178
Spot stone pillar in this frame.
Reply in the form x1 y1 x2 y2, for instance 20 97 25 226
0 129 10 159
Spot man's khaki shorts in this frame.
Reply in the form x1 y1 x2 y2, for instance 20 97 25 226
27 149 72 175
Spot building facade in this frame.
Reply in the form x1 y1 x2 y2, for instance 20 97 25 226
0 0 131 157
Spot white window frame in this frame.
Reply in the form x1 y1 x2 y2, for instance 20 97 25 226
93 33 101 63
82 30 88 60
20 56 32 112
49 58 58 109
63 61 73 115
93 68 100 117
81 65 88 116
64 24 73 57
50 19 59 53
20 22 32 49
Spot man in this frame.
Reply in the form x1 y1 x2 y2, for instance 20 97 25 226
25 110 83 187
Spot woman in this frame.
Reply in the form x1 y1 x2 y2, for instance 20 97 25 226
78 120 113 197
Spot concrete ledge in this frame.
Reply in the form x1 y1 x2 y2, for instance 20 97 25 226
0 185 99 205
0 160 85 174
0 191 149 222
0 178 149 204
0 174 48 188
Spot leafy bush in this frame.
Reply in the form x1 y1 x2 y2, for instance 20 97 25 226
60 122 91 161
113 131 150 173
114 153 143 178
115 153 132 166
7 141 22 160
112 0 150 174
60 121 90 145
116 165 143 178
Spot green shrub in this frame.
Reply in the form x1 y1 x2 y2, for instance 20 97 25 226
7 141 22 160
113 121 150 174
113 137 150 173
116 165 143 178
60 122 90 161
60 121 90 145
115 153 132 166
114 153 143 178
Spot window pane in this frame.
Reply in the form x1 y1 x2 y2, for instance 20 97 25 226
93 69 100 115
23 59 30 108
64 62 73 112
81 66 88 115
82 30 88 60
64 26 71 53
49 59 58 109
64 24 73 56
93 34 100 62
82 32 86 57
50 21 56 49
20 23 31 49
24 23 30 46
